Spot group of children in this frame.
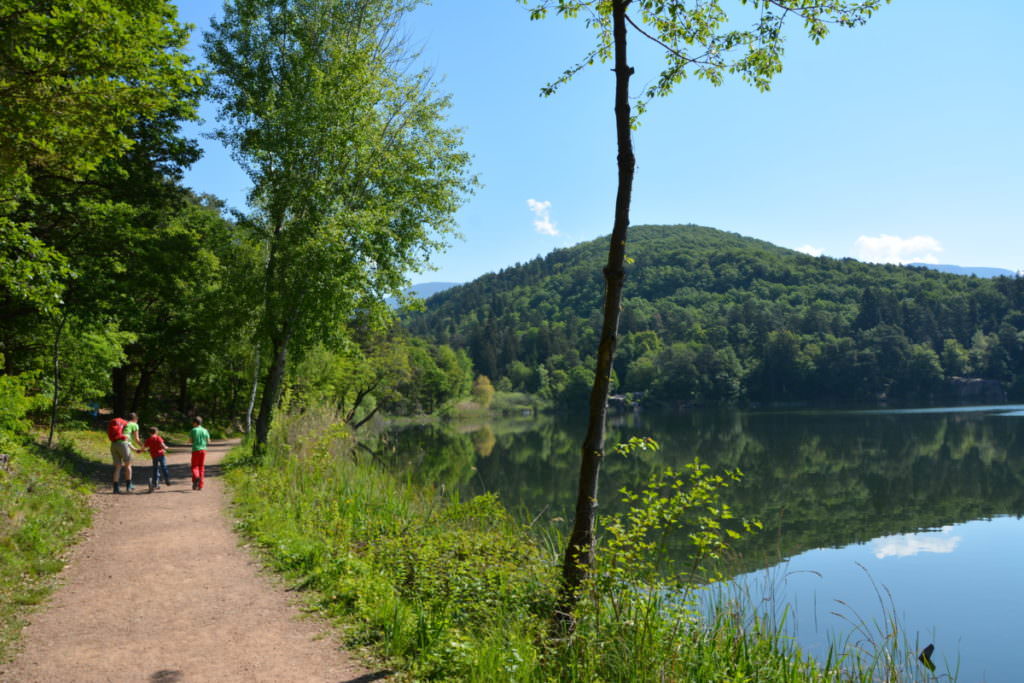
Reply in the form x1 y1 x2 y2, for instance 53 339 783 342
107 413 211 494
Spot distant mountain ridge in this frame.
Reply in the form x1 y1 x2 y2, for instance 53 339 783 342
406 282 460 299
387 281 460 308
907 263 1017 278
404 223 1024 405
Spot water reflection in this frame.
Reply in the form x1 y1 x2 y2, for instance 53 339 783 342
870 527 962 559
731 515 1024 683
382 405 1024 571
381 405 1024 681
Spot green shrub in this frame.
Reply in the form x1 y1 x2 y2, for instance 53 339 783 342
0 371 36 435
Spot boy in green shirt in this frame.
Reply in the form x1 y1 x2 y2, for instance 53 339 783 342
188 416 211 491
119 412 144 492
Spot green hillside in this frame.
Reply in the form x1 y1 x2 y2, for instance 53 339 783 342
405 224 1024 405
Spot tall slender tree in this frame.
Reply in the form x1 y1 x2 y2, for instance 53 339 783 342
520 0 888 629
204 0 475 447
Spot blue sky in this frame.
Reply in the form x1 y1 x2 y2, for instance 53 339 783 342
175 1 1023 284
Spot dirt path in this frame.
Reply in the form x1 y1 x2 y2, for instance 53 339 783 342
2 440 389 683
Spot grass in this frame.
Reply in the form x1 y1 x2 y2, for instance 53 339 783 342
489 391 548 416
226 409 551 679
0 432 95 663
224 408 952 682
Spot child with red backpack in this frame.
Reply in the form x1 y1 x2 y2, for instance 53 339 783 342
107 412 141 493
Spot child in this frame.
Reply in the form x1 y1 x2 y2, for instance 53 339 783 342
107 413 134 494
121 412 144 492
188 416 211 491
144 426 172 492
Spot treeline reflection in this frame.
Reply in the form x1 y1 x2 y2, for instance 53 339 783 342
380 408 1024 575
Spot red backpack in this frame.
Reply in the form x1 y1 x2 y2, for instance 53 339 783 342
107 417 127 442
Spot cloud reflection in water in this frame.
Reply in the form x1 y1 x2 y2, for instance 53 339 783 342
872 526 962 559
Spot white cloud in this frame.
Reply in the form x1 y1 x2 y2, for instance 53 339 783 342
796 245 824 257
854 234 943 265
526 198 558 236
872 526 961 559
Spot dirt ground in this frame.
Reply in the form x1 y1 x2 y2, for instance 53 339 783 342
1 439 390 683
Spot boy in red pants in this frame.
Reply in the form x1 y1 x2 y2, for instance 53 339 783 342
188 416 211 490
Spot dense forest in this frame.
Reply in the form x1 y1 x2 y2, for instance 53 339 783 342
0 0 476 441
405 224 1024 406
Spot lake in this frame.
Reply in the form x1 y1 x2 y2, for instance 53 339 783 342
383 404 1024 682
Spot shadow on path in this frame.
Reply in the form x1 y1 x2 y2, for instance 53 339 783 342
43 439 231 493
342 672 394 682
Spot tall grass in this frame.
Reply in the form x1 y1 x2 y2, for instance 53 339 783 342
226 408 551 680
0 434 93 662
225 409 947 681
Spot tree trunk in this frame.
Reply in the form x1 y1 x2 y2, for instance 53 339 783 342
246 349 260 434
226 358 242 425
177 373 190 415
134 366 152 414
254 334 289 448
253 214 288 449
112 366 129 418
554 0 635 632
46 312 68 448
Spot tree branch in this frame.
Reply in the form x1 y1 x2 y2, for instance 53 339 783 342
623 13 717 69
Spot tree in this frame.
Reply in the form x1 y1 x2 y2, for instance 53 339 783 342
941 338 970 377
521 0 887 629
472 375 496 408
0 0 200 310
9 138 216 424
204 0 475 447
0 0 205 439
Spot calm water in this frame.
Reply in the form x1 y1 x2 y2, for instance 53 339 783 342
383 405 1024 682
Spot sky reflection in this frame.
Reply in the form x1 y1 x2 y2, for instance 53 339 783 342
871 526 962 559
735 516 1024 683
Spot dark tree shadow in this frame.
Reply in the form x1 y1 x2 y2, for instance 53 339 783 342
33 439 232 494
342 672 393 682
30 439 108 483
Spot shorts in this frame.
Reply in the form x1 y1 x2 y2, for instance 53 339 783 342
110 439 133 465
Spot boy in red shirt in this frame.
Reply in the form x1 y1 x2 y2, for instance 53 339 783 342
144 426 172 492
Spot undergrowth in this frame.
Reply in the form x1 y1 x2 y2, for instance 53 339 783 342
0 434 93 662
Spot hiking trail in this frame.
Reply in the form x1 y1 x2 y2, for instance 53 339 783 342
2 439 388 682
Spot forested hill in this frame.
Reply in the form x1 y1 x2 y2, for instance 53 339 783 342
404 224 1024 405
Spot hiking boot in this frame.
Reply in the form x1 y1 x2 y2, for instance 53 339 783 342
113 483 120 494
192 479 198 490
